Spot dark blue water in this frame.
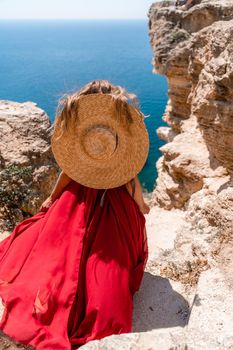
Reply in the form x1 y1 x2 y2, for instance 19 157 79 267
0 20 168 192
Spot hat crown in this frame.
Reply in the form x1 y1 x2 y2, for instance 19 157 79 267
51 93 149 189
81 124 118 160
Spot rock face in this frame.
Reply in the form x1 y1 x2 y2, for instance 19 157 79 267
0 100 59 231
149 0 233 209
142 0 233 349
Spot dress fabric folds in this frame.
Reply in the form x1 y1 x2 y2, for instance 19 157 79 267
0 179 148 349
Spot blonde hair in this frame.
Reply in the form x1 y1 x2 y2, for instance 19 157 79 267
50 79 144 138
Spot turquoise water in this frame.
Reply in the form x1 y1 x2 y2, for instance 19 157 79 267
0 20 168 192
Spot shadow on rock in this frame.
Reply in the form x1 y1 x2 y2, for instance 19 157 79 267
132 272 190 332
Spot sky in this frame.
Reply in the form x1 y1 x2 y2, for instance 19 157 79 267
0 0 157 20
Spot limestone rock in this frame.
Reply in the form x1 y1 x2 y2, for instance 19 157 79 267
0 100 59 231
148 1 233 209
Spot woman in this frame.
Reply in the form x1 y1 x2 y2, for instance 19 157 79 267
0 80 150 349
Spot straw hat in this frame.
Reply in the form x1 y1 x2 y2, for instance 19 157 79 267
51 93 149 189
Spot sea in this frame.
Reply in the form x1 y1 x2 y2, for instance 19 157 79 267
0 19 168 192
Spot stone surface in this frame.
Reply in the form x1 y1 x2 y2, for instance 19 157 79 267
149 1 233 209
0 100 59 231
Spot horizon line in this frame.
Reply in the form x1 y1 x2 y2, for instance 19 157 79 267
0 17 148 21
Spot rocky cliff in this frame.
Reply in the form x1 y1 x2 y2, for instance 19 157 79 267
0 101 59 233
148 0 233 285
149 0 233 209
146 0 233 348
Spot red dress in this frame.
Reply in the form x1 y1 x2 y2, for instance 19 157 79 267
0 179 148 349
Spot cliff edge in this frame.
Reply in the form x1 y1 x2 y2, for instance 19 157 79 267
149 0 233 210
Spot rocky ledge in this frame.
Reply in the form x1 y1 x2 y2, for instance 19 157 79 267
0 101 59 233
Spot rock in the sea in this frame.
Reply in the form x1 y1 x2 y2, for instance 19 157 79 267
0 100 59 231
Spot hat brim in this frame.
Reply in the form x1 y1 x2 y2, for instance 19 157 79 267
51 93 149 189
